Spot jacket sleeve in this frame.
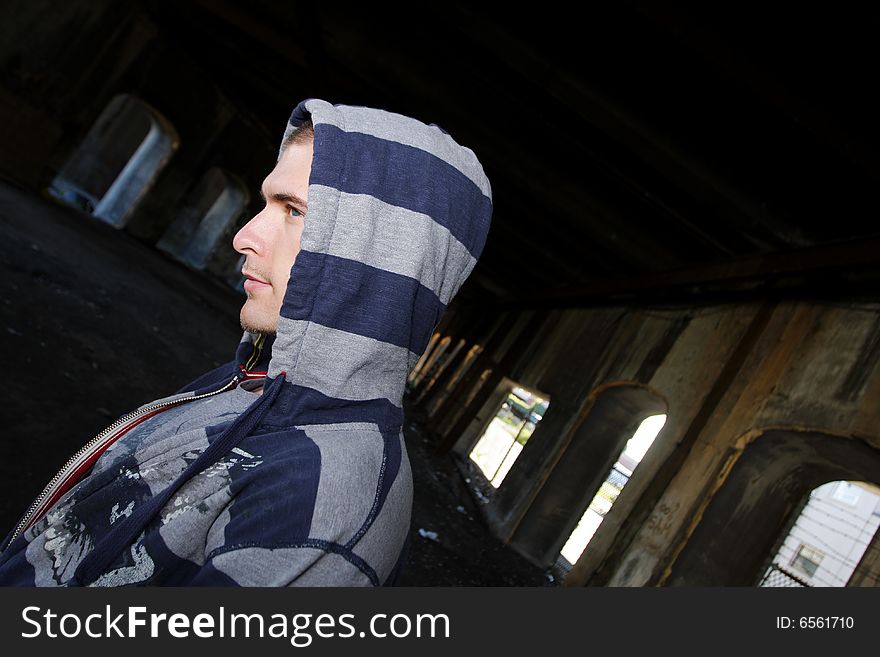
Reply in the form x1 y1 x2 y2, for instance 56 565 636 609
190 544 379 586
187 425 411 587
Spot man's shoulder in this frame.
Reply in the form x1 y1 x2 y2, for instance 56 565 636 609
234 421 404 487
235 422 408 518
206 422 411 572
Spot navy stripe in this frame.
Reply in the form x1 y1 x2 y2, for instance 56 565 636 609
221 425 322 546
266 384 404 430
146 532 204 585
289 100 312 128
311 125 491 259
0 546 36 585
188 560 238 586
282 251 446 355
208 539 380 586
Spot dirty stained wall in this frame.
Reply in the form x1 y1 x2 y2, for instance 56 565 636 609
0 0 276 261
419 299 880 586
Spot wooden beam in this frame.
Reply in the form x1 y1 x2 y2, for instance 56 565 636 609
516 238 880 308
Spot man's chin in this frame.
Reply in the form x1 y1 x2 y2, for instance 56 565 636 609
239 312 277 337
241 326 276 337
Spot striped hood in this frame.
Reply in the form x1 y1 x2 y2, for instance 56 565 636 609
0 99 491 587
240 99 492 427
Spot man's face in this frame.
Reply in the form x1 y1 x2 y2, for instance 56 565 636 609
233 138 313 335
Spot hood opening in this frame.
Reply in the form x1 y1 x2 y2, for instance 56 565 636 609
239 99 493 427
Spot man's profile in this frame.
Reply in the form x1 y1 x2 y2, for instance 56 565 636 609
0 98 492 586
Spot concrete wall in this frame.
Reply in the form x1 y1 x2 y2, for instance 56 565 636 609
0 0 279 284
420 300 880 586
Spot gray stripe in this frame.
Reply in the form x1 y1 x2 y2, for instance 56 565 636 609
129 429 211 495
238 329 258 345
158 481 234 566
316 187 476 305
284 550 374 586
268 318 411 405
303 99 492 200
211 546 372 586
301 425 384 543
295 184 477 305
296 182 338 254
206 505 231 556
351 432 413 583
294 422 381 432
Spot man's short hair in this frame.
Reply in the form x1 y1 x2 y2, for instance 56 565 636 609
282 118 314 149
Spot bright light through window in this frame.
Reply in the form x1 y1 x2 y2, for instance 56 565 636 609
624 414 666 461
560 414 667 565
760 480 880 587
469 388 549 488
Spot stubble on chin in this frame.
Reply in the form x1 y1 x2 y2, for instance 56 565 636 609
240 320 276 336
239 306 277 337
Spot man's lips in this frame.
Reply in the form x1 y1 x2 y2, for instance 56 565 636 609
242 271 271 288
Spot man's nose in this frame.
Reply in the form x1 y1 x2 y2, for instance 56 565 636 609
233 212 265 256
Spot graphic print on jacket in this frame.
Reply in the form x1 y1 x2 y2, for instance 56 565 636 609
0 99 492 586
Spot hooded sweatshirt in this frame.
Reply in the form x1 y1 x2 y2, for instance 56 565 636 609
0 98 492 586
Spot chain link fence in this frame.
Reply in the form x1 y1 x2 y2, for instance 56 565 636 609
759 563 812 587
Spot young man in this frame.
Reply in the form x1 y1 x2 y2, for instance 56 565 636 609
0 98 492 586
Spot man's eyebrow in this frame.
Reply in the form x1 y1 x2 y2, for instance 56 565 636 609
259 188 308 210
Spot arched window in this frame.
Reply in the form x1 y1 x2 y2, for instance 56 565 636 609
760 480 880 587
665 429 880 586
560 413 667 568
468 383 551 489
500 383 667 574
48 94 178 227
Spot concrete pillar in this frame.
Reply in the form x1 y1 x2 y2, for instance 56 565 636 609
408 332 442 389
847 524 880 587
425 343 484 417
505 385 666 567
418 312 501 411
413 338 466 404
49 94 178 227
435 312 546 454
411 336 451 392
429 310 520 431
665 430 880 586
157 167 248 270
225 254 247 293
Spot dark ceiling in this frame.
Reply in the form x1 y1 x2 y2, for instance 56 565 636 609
146 1 880 307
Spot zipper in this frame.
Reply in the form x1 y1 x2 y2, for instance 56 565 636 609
4 365 268 550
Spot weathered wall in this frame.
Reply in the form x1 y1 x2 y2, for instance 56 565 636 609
606 302 880 587
0 0 279 274
420 300 880 585
467 304 755 563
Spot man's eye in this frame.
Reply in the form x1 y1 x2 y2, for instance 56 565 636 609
286 205 303 220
